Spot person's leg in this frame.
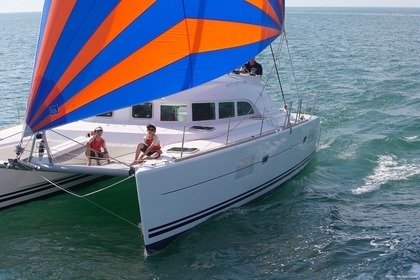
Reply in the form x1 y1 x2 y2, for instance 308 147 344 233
96 152 105 166
131 144 145 165
134 144 143 160
87 150 95 166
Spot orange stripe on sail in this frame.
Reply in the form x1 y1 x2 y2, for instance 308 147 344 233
27 0 77 115
245 0 281 27
32 20 279 131
28 0 155 128
185 19 280 53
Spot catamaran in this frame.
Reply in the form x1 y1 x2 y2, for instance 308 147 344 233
0 0 320 253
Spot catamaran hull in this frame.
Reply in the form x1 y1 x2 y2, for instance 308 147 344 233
136 117 320 253
0 167 104 209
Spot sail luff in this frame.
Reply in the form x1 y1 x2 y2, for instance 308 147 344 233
26 0 77 121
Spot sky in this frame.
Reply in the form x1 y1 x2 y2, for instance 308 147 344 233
1 0 419 13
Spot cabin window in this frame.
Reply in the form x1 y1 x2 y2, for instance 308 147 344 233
192 103 215 121
160 104 187 121
132 103 152 118
237 101 254 116
219 102 235 119
96 112 113 117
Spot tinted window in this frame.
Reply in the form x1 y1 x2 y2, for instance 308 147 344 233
237 102 254 116
132 103 152 118
219 102 235 119
192 103 215 121
160 104 187 121
96 112 113 117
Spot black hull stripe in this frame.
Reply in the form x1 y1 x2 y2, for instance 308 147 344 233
0 173 101 205
148 150 315 239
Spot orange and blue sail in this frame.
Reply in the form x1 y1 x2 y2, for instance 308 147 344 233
25 0 285 134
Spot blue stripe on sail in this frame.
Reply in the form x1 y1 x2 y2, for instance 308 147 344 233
30 0 51 92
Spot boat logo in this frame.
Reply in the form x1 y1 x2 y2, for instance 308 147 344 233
49 105 59 115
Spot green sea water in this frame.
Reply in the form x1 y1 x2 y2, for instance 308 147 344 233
0 8 419 279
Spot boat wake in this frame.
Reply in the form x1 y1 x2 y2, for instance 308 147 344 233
352 155 420 195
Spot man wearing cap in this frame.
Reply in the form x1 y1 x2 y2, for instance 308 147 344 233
244 57 263 76
131 124 162 165
85 126 111 166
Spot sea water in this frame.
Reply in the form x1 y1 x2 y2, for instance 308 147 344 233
0 8 419 279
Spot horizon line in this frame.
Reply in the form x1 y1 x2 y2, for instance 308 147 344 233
1 5 420 14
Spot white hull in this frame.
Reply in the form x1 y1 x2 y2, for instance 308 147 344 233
0 167 104 209
136 117 320 252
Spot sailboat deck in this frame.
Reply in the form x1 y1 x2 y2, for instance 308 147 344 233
0 113 294 176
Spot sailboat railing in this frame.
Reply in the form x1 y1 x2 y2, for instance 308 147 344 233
295 99 303 124
225 117 232 145
260 109 266 136
180 126 186 158
283 101 293 129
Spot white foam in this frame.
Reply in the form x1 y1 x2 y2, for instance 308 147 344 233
352 155 420 195
404 135 418 142
317 139 332 150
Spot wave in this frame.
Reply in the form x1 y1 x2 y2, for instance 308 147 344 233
351 155 420 195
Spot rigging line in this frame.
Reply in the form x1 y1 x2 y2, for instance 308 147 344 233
50 129 85 146
34 170 134 198
270 43 287 108
260 35 285 102
260 35 286 111
31 169 139 228
0 130 22 141
283 29 300 98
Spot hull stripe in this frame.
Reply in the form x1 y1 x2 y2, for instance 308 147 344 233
0 173 99 205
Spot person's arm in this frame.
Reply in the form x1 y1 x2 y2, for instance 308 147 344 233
101 139 108 154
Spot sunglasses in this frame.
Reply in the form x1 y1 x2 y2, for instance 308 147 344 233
147 128 155 131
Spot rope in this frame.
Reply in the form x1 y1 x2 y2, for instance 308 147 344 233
32 169 139 228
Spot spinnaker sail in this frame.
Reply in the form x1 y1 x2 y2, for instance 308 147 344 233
25 0 285 134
